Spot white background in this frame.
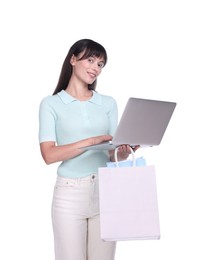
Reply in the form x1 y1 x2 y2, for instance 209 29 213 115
0 0 215 259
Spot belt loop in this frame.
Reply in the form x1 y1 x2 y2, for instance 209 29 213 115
91 174 96 183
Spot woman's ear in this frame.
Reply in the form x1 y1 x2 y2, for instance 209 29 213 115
70 54 76 66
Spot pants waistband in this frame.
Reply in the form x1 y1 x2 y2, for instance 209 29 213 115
56 174 98 185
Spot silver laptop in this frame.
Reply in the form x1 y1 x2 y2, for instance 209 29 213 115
81 97 176 150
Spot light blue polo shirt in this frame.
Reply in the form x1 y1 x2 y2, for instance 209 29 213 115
39 90 118 178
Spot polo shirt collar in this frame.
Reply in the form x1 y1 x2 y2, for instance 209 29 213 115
57 90 101 105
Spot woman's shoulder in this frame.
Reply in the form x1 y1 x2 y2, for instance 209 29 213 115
40 93 60 106
94 91 117 105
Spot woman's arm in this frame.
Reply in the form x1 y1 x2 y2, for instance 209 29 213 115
40 135 112 164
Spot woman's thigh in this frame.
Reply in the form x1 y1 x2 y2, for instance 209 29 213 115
88 214 116 260
52 177 90 260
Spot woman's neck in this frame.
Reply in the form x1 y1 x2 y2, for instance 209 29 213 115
65 83 92 101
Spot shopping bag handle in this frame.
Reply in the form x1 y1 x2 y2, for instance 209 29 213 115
114 146 136 167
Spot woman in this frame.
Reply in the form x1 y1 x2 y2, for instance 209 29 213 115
39 39 139 260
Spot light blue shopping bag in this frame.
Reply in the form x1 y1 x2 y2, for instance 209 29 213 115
106 156 146 168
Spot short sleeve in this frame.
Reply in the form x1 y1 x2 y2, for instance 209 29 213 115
39 97 56 143
107 97 118 136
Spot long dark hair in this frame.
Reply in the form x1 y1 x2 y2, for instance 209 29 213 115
53 39 108 95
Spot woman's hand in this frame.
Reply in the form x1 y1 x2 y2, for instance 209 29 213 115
109 145 140 162
91 135 113 145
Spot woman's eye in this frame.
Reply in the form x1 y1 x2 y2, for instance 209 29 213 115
87 57 104 68
98 63 104 68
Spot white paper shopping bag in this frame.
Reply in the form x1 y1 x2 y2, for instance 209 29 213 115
98 148 160 241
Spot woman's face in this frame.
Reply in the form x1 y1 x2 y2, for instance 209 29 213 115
71 52 105 85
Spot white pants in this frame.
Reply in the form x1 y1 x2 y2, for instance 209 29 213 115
52 174 116 260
